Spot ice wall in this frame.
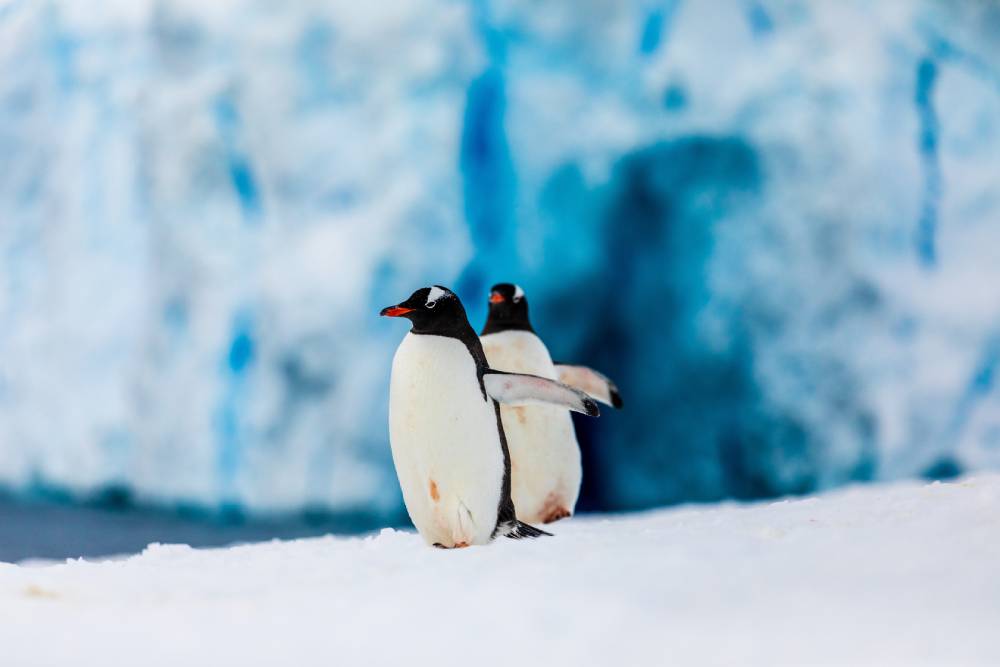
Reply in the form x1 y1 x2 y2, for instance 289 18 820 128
467 1 1000 509
0 0 482 517
476 2 1000 507
0 0 998 517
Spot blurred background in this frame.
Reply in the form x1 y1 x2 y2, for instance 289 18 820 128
1 0 999 560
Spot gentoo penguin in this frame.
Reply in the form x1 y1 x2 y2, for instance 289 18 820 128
480 283 623 524
380 285 600 548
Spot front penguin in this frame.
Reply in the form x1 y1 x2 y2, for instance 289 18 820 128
381 285 600 547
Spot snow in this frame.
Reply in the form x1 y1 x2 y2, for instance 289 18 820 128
2 475 998 666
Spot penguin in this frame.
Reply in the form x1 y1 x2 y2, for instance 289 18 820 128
479 283 623 524
380 285 600 548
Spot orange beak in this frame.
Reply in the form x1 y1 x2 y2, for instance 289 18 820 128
380 306 414 317
489 292 505 304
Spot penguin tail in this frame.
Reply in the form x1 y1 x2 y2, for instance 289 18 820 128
505 520 552 539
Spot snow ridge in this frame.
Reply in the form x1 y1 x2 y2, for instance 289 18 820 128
2 475 998 666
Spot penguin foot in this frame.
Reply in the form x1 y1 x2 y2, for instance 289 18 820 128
538 492 572 524
432 541 470 549
542 507 572 524
505 520 552 539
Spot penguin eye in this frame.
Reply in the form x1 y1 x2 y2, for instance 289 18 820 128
425 300 436 309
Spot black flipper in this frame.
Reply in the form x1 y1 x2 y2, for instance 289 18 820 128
505 520 552 539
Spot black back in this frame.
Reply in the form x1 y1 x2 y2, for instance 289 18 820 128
380 285 519 537
480 283 535 335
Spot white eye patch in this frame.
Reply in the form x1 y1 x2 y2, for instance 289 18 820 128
426 285 448 307
513 285 525 303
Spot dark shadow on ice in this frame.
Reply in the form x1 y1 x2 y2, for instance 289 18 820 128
0 489 403 563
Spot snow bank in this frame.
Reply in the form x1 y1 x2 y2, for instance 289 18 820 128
2 475 998 666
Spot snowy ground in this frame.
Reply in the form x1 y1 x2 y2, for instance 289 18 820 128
1 476 998 667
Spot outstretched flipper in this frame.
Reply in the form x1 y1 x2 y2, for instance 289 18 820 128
553 364 623 409
483 371 600 417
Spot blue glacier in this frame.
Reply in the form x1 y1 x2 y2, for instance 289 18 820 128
0 0 999 520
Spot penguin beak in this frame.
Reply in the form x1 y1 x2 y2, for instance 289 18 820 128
380 305 414 317
489 292 505 304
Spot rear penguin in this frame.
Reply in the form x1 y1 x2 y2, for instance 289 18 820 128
480 283 623 524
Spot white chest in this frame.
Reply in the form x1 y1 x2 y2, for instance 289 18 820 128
387 333 504 546
480 329 581 523
479 329 557 378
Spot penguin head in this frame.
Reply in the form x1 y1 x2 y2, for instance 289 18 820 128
481 283 534 335
380 285 470 336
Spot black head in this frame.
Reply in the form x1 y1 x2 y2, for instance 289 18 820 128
481 283 534 335
380 285 473 338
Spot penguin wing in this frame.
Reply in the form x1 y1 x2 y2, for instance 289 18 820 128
483 371 600 417
552 364 623 409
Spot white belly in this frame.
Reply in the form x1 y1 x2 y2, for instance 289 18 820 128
388 333 504 546
480 330 581 523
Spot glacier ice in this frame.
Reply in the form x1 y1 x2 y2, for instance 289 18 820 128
0 0 999 518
